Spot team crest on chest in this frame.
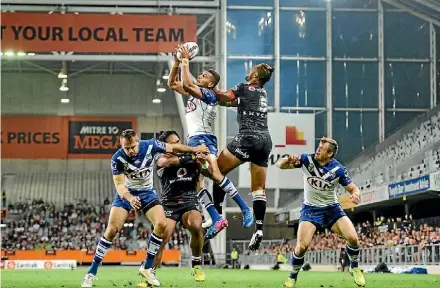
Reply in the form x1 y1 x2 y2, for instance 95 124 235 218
308 163 315 173
123 163 129 171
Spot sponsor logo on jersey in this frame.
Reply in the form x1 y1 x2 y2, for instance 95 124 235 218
234 148 249 159
165 210 172 217
186 99 197 113
307 176 335 191
249 86 255 91
177 168 187 178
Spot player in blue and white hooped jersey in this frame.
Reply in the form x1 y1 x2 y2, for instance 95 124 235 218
276 137 366 288
167 45 254 240
81 129 208 288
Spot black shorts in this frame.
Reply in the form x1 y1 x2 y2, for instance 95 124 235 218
162 200 201 224
226 133 272 167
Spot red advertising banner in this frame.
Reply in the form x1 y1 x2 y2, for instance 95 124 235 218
1 116 136 159
1 13 197 53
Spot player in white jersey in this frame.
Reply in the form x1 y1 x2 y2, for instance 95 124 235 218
276 137 366 287
81 129 207 288
167 46 254 239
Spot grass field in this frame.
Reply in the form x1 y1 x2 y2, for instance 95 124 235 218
2 267 440 288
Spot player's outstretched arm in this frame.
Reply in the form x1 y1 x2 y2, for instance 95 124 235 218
276 155 300 169
167 47 189 96
112 174 141 210
213 87 237 104
165 143 209 155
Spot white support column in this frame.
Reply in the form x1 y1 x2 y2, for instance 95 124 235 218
274 0 280 112
326 0 333 138
378 0 385 142
430 22 437 108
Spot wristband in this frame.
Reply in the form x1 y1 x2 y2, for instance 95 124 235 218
173 62 180 68
182 58 189 65
178 153 195 165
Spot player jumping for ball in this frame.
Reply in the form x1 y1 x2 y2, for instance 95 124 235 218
210 63 275 251
276 137 366 287
81 129 208 288
167 45 254 240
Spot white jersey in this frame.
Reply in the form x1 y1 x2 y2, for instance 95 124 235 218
296 153 352 207
185 88 217 138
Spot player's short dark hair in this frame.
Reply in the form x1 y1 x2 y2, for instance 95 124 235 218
320 137 338 158
158 130 180 143
207 69 221 87
120 129 138 142
256 63 274 86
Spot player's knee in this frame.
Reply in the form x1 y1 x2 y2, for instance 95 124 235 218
154 218 168 234
295 242 309 256
346 234 359 247
104 225 120 240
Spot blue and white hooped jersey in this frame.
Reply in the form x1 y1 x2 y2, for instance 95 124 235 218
295 153 352 207
185 87 217 138
111 139 167 191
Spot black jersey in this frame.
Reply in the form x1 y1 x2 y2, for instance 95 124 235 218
231 83 269 134
155 153 199 203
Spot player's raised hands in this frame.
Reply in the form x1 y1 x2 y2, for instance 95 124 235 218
179 45 190 60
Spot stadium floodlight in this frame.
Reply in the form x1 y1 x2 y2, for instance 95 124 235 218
17 52 26 56
58 72 68 79
27 52 36 56
5 51 14 56
60 79 69 91
162 69 169 80
152 98 161 104
156 87 166 93
60 98 70 103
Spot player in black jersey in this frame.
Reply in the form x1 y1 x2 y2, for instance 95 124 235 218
151 130 208 282
213 63 274 251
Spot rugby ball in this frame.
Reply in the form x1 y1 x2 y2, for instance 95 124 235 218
176 42 199 61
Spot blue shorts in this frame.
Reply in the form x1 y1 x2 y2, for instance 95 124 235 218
112 189 160 213
299 203 346 229
188 134 218 155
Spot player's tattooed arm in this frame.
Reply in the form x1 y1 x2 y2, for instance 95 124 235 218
165 143 209 155
167 46 190 96
157 153 193 168
113 174 141 209
213 87 236 103
276 155 300 169
218 99 238 107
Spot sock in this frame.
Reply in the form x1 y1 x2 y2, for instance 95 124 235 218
192 256 202 267
144 233 163 269
289 252 305 280
197 188 222 222
219 177 248 211
252 190 267 231
87 236 112 275
213 183 226 214
346 244 360 268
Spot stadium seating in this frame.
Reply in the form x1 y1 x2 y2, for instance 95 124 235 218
350 111 440 190
6 172 114 206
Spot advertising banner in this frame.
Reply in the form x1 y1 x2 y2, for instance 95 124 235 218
358 186 389 206
1 260 76 270
1 13 196 53
1 116 136 159
1 116 67 159
388 175 430 199
238 113 315 189
429 170 440 191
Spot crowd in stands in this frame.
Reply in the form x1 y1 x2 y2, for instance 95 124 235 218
1 199 188 251
265 215 440 255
